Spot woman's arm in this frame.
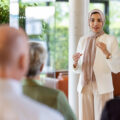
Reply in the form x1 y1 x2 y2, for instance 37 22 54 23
97 36 120 73
72 37 85 73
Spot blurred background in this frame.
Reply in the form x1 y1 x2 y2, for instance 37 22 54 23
1 0 120 74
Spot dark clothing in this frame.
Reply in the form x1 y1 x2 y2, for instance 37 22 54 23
101 98 120 120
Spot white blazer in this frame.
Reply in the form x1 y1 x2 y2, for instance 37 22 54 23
73 34 120 94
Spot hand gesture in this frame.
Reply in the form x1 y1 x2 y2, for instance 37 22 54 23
96 41 107 52
73 53 82 68
96 41 111 59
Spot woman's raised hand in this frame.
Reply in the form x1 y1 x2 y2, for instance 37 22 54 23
73 53 82 68
96 41 111 59
96 41 107 52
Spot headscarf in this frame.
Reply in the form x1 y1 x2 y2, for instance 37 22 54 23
81 9 105 86
88 9 105 26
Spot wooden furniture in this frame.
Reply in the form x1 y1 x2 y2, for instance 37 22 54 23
47 71 68 97
47 71 120 98
112 72 120 97
57 73 68 97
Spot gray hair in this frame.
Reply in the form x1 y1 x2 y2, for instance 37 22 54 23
27 42 47 77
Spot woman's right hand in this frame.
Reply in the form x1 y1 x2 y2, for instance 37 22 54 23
73 53 82 68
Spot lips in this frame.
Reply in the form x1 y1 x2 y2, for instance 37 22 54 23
93 27 99 29
93 27 100 31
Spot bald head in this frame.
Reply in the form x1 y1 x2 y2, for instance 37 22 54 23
0 25 29 66
0 25 29 80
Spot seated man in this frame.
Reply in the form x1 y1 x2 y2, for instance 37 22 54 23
101 98 120 120
0 25 63 120
23 42 77 120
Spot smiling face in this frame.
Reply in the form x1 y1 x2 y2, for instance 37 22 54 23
89 13 103 33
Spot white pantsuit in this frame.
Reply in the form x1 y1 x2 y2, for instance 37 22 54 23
78 81 113 120
73 34 120 120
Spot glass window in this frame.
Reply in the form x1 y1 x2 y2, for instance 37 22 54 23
18 1 69 73
10 0 19 28
109 1 120 43
55 2 69 70
19 2 56 74
89 3 104 12
21 0 55 3
9 0 69 79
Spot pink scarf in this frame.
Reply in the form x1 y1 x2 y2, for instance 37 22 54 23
81 9 105 86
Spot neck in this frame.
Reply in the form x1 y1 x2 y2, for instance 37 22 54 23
27 75 40 80
0 66 21 81
89 29 104 37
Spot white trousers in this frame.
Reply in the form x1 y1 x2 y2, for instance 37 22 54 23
78 81 113 120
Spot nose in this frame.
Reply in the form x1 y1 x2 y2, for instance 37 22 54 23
94 21 98 26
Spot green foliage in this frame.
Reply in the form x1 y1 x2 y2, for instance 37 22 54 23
109 1 120 43
0 0 9 24
19 2 49 40
54 3 69 70
50 26 68 70
103 15 109 34
55 27 68 70
19 2 46 29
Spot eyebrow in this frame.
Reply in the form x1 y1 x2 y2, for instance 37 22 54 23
90 18 102 20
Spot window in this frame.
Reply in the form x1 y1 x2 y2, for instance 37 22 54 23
18 0 69 73
109 1 120 43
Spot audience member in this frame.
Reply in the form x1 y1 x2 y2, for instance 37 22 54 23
101 98 120 120
0 25 64 120
23 42 77 120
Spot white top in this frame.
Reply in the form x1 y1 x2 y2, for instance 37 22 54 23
0 79 64 120
42 77 59 89
73 34 120 94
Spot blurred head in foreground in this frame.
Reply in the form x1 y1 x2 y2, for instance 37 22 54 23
0 24 29 80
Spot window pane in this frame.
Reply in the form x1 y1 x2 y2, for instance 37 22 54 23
25 6 55 35
10 0 19 28
21 0 55 3
89 3 104 12
18 2 56 74
55 2 69 70
109 1 120 43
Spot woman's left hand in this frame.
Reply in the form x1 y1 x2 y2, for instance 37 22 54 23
96 41 111 58
96 41 107 53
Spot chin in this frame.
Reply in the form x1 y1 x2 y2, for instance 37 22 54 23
93 30 100 33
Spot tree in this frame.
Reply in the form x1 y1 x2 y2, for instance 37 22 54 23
0 0 9 24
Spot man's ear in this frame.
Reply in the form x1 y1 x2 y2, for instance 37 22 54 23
18 55 26 70
40 64 44 72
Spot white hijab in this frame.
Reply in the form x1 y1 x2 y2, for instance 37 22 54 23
88 9 105 36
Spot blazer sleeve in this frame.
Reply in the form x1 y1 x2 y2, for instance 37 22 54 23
73 36 85 73
105 36 120 73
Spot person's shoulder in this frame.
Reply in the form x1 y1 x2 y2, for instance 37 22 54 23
103 33 116 40
107 97 120 104
79 35 88 41
78 35 88 46
38 84 61 95
20 95 64 120
104 98 120 111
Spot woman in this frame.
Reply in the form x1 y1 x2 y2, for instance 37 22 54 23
73 9 120 120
